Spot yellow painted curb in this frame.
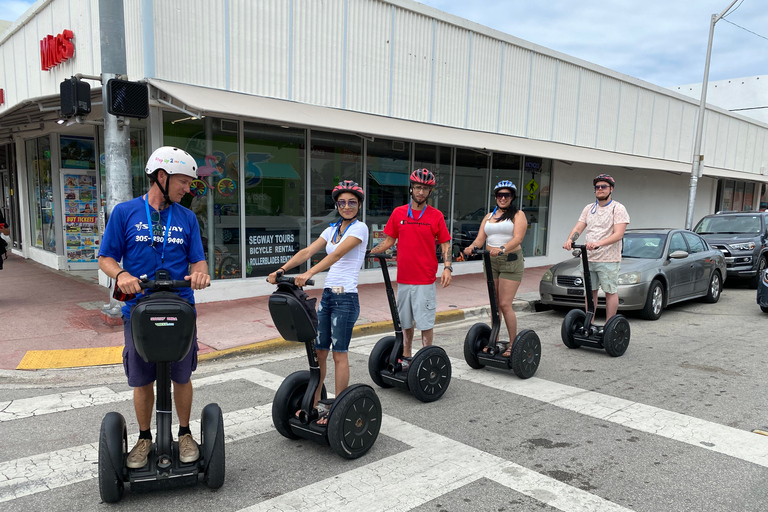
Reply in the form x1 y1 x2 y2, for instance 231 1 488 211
17 346 123 370
198 336 292 361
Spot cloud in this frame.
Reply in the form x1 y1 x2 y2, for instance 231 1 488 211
0 0 35 23
416 0 768 87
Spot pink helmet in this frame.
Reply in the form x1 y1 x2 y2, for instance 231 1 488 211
409 168 436 186
331 180 364 202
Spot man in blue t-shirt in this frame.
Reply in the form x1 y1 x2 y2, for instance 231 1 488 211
98 146 209 470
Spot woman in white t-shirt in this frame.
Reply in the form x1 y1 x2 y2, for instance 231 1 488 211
463 181 528 357
267 181 368 425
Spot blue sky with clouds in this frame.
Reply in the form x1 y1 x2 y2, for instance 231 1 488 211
2 0 766 87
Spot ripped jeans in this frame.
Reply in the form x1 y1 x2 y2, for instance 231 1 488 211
316 289 360 353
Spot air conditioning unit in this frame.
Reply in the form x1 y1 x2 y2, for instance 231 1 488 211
392 141 405 152
220 119 238 134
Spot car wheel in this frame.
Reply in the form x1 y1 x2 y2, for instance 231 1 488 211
703 271 722 303
640 279 664 320
750 257 767 289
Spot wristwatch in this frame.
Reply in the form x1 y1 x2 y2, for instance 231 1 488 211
499 245 505 254
444 265 453 272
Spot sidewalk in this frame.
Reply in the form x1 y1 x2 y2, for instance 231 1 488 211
0 252 547 371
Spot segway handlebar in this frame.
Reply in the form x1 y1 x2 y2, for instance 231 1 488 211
270 272 315 287
138 271 192 291
366 250 396 260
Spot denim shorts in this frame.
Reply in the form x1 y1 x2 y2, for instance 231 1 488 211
586 261 621 294
122 317 198 387
316 290 360 353
396 283 437 331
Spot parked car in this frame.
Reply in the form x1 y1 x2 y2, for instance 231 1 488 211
756 269 768 313
693 211 768 288
539 229 726 320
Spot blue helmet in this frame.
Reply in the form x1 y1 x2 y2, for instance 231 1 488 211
494 180 517 194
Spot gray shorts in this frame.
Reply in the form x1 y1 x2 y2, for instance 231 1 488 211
585 261 620 294
396 283 437 331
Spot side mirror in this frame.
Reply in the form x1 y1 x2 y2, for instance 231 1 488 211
669 250 689 259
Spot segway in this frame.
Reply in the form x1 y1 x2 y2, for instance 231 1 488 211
367 253 452 402
463 249 541 378
269 274 381 459
98 270 224 503
560 244 631 357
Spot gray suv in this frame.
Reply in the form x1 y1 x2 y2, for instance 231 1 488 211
693 211 768 287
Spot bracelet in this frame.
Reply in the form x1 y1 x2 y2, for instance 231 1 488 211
115 269 128 282
277 267 286 274
444 265 453 272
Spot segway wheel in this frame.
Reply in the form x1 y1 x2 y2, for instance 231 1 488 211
368 336 398 388
407 346 452 403
202 404 225 489
98 412 126 504
603 315 630 357
272 371 328 439
463 323 491 369
561 309 586 349
327 386 382 459
509 329 541 379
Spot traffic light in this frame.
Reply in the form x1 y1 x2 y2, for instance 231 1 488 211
106 79 149 119
60 77 91 118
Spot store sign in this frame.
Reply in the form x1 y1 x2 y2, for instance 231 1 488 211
40 29 75 71
245 228 299 276
0 88 4 106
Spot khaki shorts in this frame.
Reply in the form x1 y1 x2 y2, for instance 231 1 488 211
485 249 524 281
585 261 620 294
396 283 437 330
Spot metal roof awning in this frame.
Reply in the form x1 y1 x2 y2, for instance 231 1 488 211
368 170 410 187
149 79 768 183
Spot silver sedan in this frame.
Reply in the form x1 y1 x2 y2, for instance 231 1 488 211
539 229 727 320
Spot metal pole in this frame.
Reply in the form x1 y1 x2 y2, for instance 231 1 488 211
684 0 739 230
99 0 132 321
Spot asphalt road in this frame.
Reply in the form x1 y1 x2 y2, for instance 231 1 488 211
1 283 767 511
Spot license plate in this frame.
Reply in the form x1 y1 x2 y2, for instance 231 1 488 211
567 288 584 296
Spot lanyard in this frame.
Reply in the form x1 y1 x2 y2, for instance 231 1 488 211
144 195 173 264
590 198 612 214
333 219 357 243
407 203 426 220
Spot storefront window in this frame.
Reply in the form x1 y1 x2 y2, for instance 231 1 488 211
366 138 411 255
452 148 489 259
414 143 452 223
744 182 755 211
26 136 55 252
309 131 362 265
243 122 306 277
520 157 550 257
60 135 99 265
164 113 240 280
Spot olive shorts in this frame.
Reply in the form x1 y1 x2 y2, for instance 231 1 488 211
585 261 620 294
485 249 524 281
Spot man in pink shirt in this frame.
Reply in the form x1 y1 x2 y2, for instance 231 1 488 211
563 174 630 322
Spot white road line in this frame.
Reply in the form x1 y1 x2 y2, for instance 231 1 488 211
348 345 768 468
239 415 634 512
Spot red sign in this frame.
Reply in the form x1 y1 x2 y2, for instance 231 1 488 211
40 29 74 71
0 89 4 106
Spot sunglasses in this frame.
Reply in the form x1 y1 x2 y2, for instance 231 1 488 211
336 200 359 208
594 184 611 190
495 192 512 199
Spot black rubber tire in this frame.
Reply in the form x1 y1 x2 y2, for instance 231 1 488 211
368 336 398 388
703 271 722 303
218 256 239 279
750 257 766 289
272 371 327 439
561 309 586 349
407 346 452 402
203 406 226 489
510 329 541 379
640 279 664 320
603 315 631 357
98 412 126 504
463 323 491 369
762 305 768 313
327 386 382 459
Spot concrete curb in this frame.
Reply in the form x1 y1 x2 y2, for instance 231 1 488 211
198 298 540 363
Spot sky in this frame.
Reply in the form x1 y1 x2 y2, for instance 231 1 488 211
1 0 766 88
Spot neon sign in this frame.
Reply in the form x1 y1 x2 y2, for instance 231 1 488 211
40 30 75 71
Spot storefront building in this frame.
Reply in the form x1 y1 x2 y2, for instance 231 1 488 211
2 0 767 301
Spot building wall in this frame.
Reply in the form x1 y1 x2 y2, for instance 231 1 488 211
672 75 768 125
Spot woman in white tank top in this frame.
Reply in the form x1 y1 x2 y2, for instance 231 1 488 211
463 181 528 355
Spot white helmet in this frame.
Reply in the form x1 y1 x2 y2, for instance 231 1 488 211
145 146 198 178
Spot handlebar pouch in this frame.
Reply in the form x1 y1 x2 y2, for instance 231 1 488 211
506 252 518 262
130 291 196 363
268 283 318 343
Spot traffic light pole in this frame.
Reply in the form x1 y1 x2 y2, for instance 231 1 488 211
99 0 132 323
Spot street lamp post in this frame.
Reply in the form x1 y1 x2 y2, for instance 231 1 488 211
684 0 740 230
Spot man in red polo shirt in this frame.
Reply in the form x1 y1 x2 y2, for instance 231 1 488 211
370 168 452 357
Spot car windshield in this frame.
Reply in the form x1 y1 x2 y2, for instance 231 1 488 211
694 215 762 235
622 233 667 259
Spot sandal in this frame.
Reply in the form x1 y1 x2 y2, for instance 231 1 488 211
502 345 512 358
316 412 329 426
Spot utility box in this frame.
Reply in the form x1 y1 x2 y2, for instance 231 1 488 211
60 77 91 118
106 79 149 119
